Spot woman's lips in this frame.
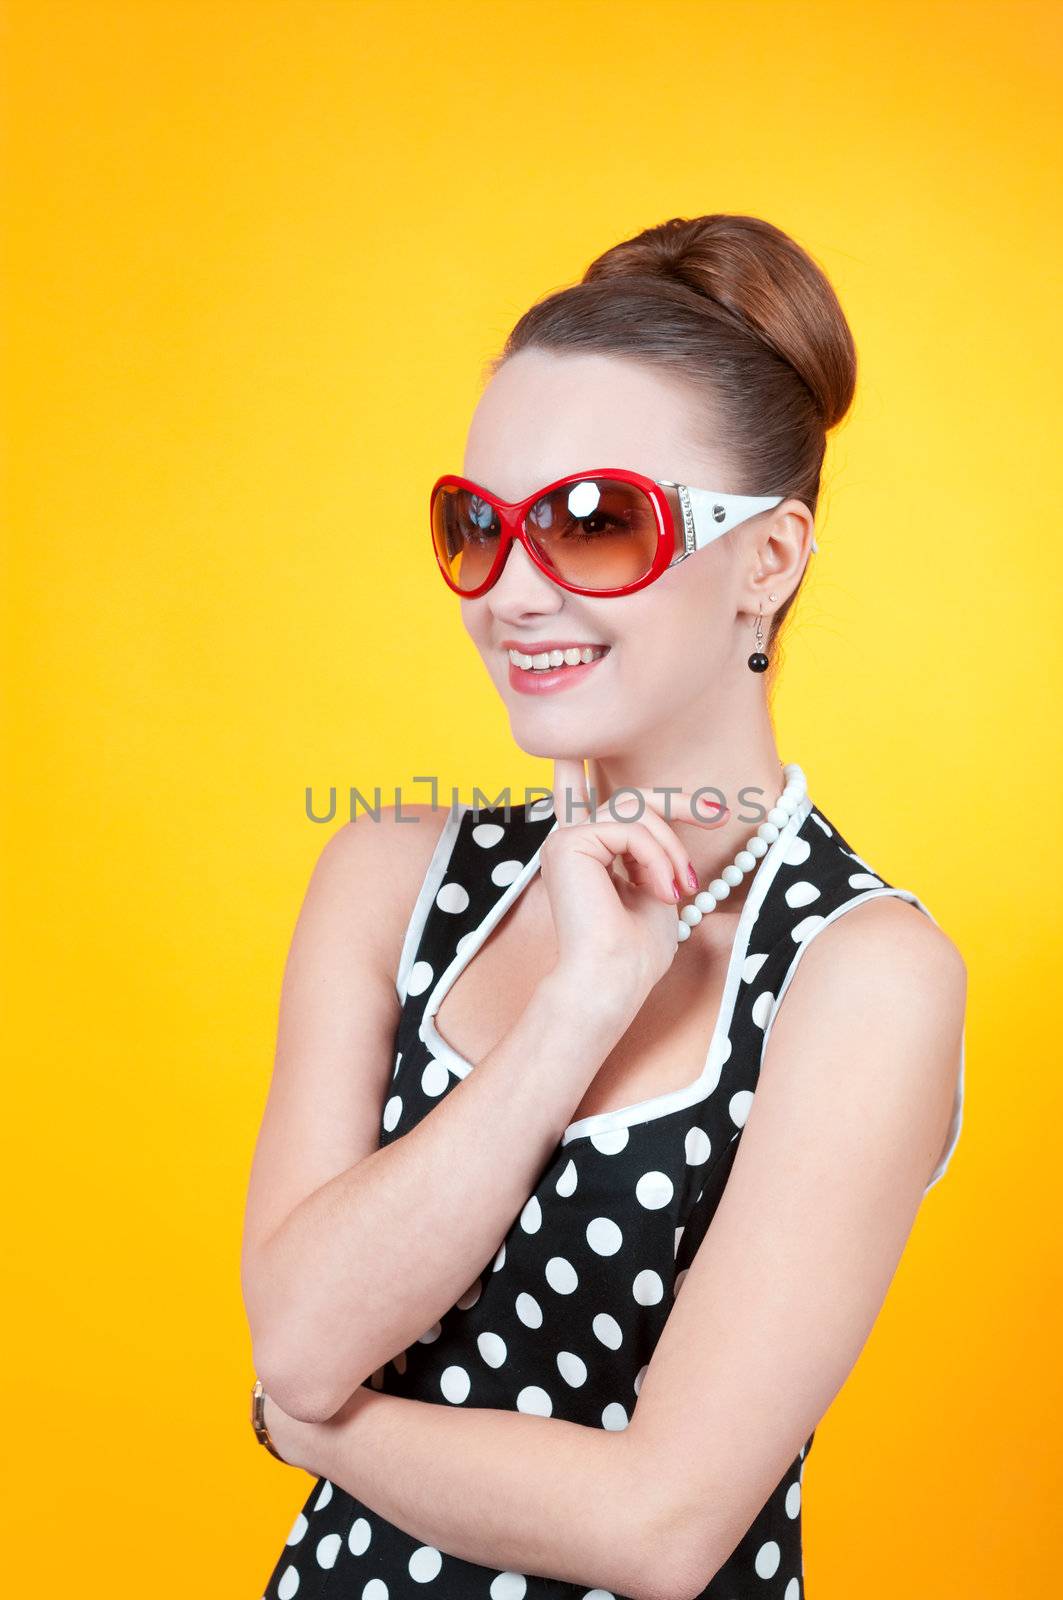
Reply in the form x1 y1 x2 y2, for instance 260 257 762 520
507 648 610 695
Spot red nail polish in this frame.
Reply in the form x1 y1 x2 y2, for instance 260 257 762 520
672 877 682 901
686 863 699 891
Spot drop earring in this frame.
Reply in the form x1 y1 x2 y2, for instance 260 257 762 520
748 594 775 673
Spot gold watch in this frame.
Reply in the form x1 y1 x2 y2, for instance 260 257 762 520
250 1377 286 1461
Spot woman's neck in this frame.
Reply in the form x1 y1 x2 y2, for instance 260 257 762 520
585 728 790 885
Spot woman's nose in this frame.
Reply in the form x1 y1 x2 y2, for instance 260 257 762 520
487 537 564 614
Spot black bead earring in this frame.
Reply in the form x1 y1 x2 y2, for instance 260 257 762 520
747 595 775 674
742 601 778 675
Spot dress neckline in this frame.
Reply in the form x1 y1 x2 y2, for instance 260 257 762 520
417 790 815 1145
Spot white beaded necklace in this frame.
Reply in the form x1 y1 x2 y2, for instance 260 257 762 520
675 762 808 942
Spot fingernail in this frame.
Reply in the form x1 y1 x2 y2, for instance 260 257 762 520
672 877 682 901
686 863 699 891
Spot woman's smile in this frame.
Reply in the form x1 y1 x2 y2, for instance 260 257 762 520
502 639 612 695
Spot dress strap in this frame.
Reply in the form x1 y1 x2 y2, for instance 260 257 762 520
394 805 466 1002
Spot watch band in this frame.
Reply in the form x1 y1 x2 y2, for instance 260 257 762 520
251 1377 286 1462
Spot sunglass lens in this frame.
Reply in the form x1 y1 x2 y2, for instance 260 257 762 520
526 478 660 591
431 485 502 593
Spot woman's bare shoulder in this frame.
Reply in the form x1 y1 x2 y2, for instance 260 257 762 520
782 893 966 1023
816 891 966 978
305 802 459 978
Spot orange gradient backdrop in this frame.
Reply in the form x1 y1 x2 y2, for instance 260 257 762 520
3 1 1061 1594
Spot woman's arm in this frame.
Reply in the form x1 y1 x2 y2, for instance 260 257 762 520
265 1386 672 1600
259 896 965 1600
242 806 641 1425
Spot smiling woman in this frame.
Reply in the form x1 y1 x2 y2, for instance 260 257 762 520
242 213 966 1600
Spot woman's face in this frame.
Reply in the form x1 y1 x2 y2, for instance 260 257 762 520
456 346 799 764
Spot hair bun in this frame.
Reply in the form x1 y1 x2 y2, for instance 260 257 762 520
583 213 855 431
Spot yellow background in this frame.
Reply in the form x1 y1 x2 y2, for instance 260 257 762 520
4 0 1060 1593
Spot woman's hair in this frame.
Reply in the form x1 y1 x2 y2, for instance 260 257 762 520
487 214 857 660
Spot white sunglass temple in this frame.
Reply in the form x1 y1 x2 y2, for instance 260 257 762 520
661 481 819 557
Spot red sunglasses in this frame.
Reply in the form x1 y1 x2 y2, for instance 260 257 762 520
430 466 813 600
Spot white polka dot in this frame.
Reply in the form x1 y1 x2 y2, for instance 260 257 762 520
317 1533 342 1569
633 1269 664 1305
363 1581 389 1600
557 1350 588 1386
520 1195 542 1233
673 1267 689 1296
782 835 811 865
742 950 769 982
785 880 820 909
405 960 434 997
409 1546 443 1582
602 1402 629 1430
277 1566 299 1599
754 1539 781 1578
286 1512 308 1545
785 1480 801 1517
421 1058 450 1097
392 1050 402 1079
848 871 883 889
478 1331 507 1368
593 1312 623 1349
455 930 478 957
440 1365 471 1403
673 1225 685 1257
314 1479 333 1510
527 796 555 820
436 881 470 914
417 1321 442 1343
489 1574 527 1600
751 990 774 1029
472 822 505 848
382 1094 402 1132
635 1170 673 1209
517 1385 552 1416
456 1278 482 1310
583 1590 616 1599
784 1579 800 1599
492 1240 506 1272
348 1517 372 1555
685 1126 712 1165
586 1216 623 1255
545 1255 578 1293
792 913 826 943
515 1292 543 1328
590 1126 629 1154
491 859 524 887
555 1158 578 1197
633 1363 648 1394
729 1089 754 1127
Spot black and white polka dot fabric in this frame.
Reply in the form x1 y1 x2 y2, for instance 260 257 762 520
261 786 965 1600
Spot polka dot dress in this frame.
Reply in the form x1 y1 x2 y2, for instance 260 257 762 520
260 785 965 1600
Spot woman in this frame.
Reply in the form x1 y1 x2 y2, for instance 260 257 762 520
242 213 966 1600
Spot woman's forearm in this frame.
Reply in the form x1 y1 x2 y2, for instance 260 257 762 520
267 1386 680 1600
254 969 638 1423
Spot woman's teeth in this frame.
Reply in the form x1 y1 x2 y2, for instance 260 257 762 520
508 645 609 672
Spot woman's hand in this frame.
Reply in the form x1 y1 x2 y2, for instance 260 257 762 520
540 757 722 1015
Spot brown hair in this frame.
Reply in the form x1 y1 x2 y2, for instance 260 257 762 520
488 214 857 664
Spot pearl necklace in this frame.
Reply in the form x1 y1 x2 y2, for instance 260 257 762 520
675 763 808 942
